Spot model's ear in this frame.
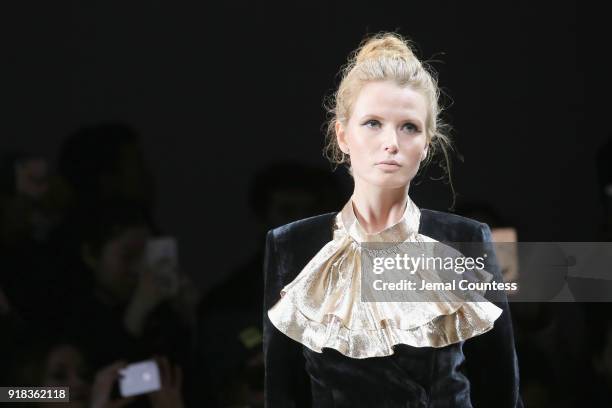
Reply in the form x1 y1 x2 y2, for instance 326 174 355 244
421 144 429 161
335 120 349 154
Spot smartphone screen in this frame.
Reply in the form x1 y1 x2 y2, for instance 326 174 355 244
144 237 179 293
118 360 162 397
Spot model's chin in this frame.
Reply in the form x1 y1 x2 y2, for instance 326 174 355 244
368 174 412 189
352 167 414 188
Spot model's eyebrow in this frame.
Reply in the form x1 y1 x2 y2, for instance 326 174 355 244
360 114 423 127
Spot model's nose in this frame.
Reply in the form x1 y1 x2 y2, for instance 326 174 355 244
383 131 400 153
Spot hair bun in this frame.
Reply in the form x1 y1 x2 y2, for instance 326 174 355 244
355 33 415 64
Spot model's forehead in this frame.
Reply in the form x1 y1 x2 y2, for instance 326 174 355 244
352 81 427 120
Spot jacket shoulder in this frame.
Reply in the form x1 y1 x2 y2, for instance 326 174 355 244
264 213 337 292
419 208 489 241
268 212 337 246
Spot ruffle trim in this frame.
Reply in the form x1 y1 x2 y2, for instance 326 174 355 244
267 294 503 359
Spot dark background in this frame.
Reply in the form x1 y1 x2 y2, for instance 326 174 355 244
2 0 607 290
1 2 611 407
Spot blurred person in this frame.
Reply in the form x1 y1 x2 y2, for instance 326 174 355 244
0 152 73 327
9 335 93 408
89 361 136 408
516 347 556 408
0 152 72 246
40 343 93 408
0 284 11 316
455 205 590 405
146 355 186 408
575 305 612 406
455 202 520 287
195 162 343 407
512 303 596 408
248 162 346 233
57 122 155 213
38 122 159 329
590 324 612 406
0 283 28 386
62 201 198 378
89 356 185 408
8 333 185 408
201 162 344 311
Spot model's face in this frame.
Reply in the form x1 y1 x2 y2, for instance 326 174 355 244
336 80 429 190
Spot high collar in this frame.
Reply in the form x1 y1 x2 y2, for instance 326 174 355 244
338 195 421 243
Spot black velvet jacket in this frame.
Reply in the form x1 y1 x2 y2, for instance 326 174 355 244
263 209 523 408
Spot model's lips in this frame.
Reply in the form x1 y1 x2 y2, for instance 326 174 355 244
376 160 401 166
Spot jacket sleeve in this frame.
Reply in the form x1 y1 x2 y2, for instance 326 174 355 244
462 222 524 408
263 230 312 408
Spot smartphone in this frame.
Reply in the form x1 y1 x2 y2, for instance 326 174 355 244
118 359 162 397
144 237 180 293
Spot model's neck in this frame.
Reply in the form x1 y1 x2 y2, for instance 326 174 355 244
351 182 410 234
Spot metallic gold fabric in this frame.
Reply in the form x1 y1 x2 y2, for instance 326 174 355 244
267 195 503 359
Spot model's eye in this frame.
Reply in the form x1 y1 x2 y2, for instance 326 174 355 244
402 123 419 133
363 119 381 128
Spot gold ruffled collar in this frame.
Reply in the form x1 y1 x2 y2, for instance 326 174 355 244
267 195 502 359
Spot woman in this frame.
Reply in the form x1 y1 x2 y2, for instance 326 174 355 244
263 32 522 407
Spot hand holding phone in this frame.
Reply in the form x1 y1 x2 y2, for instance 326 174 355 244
90 361 136 408
118 359 162 398
144 237 180 295
133 237 180 307
148 356 184 408
124 237 181 336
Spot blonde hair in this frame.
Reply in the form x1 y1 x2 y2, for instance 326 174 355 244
323 32 456 204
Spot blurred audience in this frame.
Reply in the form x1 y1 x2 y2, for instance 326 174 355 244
61 202 198 378
456 201 592 407
0 122 197 407
57 122 155 214
195 162 344 407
